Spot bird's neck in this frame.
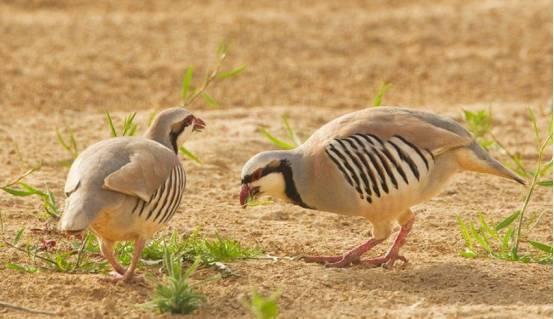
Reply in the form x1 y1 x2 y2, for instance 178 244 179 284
144 127 177 154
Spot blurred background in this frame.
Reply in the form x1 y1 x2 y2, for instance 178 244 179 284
0 0 551 116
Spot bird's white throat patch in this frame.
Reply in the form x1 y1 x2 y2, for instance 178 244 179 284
176 125 195 147
254 172 287 201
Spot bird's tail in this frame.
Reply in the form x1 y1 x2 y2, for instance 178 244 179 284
455 141 526 185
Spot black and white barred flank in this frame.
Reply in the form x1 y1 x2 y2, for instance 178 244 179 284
325 133 435 203
130 164 186 224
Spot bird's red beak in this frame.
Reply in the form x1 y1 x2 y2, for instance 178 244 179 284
193 117 206 132
240 184 250 208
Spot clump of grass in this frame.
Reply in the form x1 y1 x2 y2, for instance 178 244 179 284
372 81 392 107
456 212 551 264
116 230 261 266
242 291 280 319
145 248 204 315
56 128 79 161
3 229 109 274
106 112 139 137
259 115 302 150
458 107 552 264
463 108 495 150
1 180 61 220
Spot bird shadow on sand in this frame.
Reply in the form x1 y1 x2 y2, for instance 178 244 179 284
311 261 552 306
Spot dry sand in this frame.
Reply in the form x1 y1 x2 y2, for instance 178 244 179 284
0 1 552 318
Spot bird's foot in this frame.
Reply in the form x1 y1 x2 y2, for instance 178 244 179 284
361 252 407 269
302 253 361 267
100 271 144 284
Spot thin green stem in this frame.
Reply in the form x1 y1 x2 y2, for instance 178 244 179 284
73 234 89 272
512 135 552 254
183 53 226 107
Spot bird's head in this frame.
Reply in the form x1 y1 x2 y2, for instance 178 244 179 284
145 107 206 153
240 150 308 208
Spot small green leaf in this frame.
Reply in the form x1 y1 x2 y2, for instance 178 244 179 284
182 67 194 100
258 127 296 150
501 227 514 251
14 227 24 245
460 248 477 258
528 241 553 254
7 263 38 273
217 41 228 57
282 115 301 146
478 212 498 239
372 82 391 107
456 215 473 250
1 186 35 197
217 65 245 79
495 211 520 231
105 112 117 137
537 180 552 187
179 146 202 164
469 222 492 253
201 92 220 108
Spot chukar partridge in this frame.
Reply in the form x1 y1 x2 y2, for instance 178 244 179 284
59 107 205 281
240 107 524 268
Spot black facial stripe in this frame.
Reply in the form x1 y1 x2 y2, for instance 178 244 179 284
169 119 190 154
242 159 312 209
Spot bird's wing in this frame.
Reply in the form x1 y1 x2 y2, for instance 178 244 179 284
307 107 473 156
103 141 180 202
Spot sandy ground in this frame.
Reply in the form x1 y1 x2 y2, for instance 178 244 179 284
0 1 552 318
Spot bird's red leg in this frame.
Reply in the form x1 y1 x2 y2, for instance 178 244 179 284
119 239 145 283
362 215 414 268
303 238 385 267
99 239 126 275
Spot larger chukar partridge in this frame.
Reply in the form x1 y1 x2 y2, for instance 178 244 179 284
240 107 524 268
59 107 205 281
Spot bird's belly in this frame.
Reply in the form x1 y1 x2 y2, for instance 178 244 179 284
91 190 184 242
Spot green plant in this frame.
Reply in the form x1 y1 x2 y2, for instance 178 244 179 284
145 248 204 314
372 82 391 107
463 109 495 149
456 212 552 264
115 230 261 267
106 112 138 137
56 128 79 160
259 115 302 150
457 107 552 264
181 42 245 109
3 230 109 274
177 43 245 163
1 182 61 219
243 291 280 319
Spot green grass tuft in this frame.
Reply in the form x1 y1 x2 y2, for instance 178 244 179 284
243 291 280 319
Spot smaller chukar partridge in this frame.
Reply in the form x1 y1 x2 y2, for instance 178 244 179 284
59 107 205 282
240 107 524 268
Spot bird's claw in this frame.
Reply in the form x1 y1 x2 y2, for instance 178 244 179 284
362 254 408 269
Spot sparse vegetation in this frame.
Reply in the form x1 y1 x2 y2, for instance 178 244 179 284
1 174 61 220
458 107 552 264
243 290 280 319
372 82 392 107
259 115 302 150
145 249 204 314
